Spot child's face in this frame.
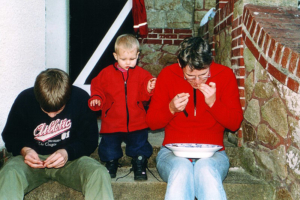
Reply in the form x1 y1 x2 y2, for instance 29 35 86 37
113 47 139 70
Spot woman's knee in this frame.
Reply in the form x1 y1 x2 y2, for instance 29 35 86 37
168 159 193 180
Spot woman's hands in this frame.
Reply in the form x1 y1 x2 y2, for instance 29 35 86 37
169 81 216 115
198 82 216 108
169 93 190 115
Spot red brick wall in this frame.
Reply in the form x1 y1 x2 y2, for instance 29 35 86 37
139 29 193 45
243 4 300 93
202 0 245 146
203 1 300 146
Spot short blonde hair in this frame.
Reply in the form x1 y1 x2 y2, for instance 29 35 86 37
115 34 140 53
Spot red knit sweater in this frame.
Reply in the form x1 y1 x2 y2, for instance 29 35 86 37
146 62 243 151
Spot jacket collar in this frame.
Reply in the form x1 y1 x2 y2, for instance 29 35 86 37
113 62 137 70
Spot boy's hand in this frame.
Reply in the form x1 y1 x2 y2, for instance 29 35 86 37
21 147 44 168
43 149 68 168
147 78 157 93
198 82 216 107
90 99 101 107
169 93 190 115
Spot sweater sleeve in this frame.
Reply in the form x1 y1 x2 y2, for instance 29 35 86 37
65 89 99 160
206 70 243 131
88 72 107 111
2 93 31 156
146 69 176 130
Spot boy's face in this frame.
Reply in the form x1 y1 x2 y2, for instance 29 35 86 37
113 46 139 71
41 105 65 118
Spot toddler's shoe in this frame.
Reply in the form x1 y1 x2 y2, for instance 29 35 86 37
131 155 148 181
106 159 121 178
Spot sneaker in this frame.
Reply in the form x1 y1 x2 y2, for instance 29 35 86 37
106 159 121 178
131 155 148 181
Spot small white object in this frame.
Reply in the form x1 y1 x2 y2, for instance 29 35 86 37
200 8 216 27
166 143 222 158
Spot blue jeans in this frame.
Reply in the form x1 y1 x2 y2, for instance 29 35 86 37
156 147 229 200
99 128 153 161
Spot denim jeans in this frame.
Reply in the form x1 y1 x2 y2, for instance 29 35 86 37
156 147 229 200
99 128 153 162
0 155 114 200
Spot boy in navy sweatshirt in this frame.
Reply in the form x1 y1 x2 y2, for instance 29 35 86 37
0 68 113 199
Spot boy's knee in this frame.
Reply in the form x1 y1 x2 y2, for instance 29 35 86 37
93 166 111 180
1 162 26 178
78 157 110 180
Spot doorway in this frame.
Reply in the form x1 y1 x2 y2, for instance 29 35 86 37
69 0 135 84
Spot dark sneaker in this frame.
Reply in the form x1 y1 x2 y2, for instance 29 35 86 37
106 159 121 178
131 155 148 181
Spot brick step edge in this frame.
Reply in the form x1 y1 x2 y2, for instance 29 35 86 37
24 167 274 200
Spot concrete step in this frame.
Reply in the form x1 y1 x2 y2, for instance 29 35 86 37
111 167 165 200
22 128 269 199
24 167 274 200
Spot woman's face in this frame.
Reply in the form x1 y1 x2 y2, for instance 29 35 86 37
182 66 210 89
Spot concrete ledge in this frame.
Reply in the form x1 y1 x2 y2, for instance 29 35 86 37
111 167 166 200
24 181 84 200
24 167 274 200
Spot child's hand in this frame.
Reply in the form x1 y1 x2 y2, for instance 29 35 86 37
90 99 101 107
147 78 157 93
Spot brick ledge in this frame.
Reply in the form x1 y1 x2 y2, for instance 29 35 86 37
243 4 300 93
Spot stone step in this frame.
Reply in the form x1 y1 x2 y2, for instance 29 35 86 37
24 167 274 200
22 129 254 199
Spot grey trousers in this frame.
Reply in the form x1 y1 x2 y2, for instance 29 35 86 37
0 155 114 200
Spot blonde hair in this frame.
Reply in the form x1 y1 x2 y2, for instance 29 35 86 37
34 68 71 112
115 34 140 53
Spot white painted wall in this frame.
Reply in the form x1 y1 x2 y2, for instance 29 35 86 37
46 0 69 73
0 0 69 150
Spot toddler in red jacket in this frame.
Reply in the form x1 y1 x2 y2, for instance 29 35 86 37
88 34 156 180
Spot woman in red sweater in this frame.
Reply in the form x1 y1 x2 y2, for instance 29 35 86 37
146 37 243 200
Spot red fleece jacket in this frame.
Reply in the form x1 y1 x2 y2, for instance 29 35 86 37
146 62 243 151
89 63 153 133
